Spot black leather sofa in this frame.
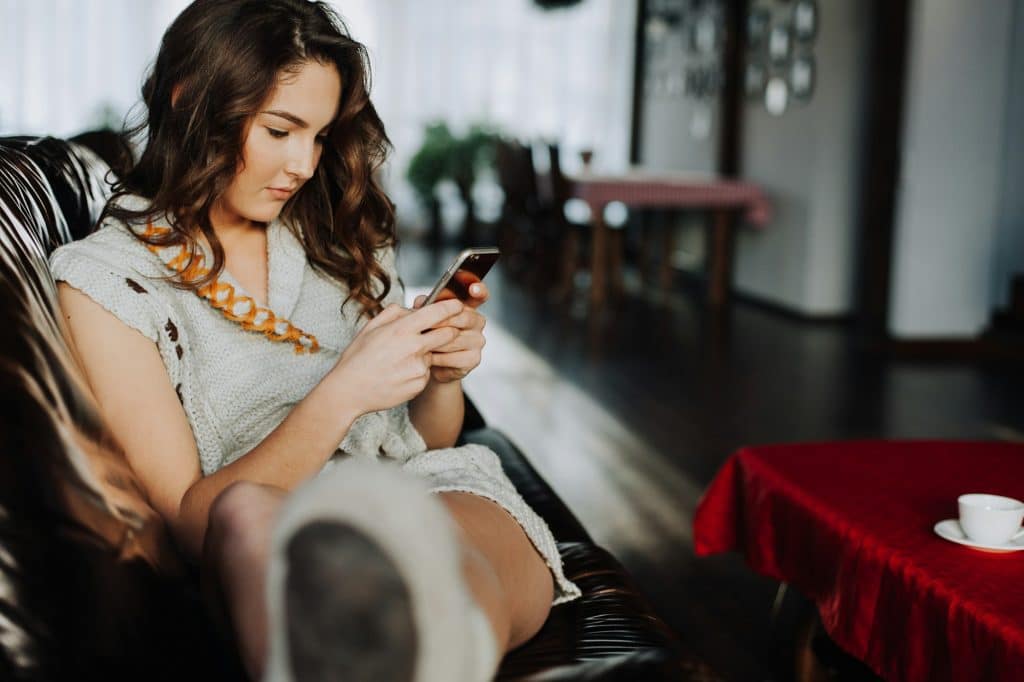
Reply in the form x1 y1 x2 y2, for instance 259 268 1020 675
0 134 717 681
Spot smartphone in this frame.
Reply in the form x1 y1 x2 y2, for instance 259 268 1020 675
422 247 500 305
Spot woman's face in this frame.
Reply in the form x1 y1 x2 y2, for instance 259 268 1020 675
214 59 341 228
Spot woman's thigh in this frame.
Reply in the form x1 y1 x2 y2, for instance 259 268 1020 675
437 491 555 647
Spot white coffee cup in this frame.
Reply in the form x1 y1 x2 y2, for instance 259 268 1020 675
958 493 1024 545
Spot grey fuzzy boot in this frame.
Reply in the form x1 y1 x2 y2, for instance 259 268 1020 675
262 458 498 682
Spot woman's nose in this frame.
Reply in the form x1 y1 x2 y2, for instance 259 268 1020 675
285 140 318 180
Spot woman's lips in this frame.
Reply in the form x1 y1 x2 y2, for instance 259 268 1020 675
267 187 294 200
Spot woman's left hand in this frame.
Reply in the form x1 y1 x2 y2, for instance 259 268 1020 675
413 282 488 383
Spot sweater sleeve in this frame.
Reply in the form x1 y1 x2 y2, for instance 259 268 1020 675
48 240 165 343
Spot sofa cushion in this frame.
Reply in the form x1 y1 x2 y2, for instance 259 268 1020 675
0 136 110 247
0 136 180 565
0 135 214 679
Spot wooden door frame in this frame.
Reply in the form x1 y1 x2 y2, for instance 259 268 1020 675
855 0 912 341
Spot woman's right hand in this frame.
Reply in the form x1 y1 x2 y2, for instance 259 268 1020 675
327 299 464 415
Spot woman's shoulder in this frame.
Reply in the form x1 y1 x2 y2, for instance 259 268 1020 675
48 193 173 294
49 194 167 279
47 195 178 344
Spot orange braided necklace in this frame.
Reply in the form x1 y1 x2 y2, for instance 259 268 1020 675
141 223 320 354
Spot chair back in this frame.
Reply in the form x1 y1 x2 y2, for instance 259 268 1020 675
496 138 543 218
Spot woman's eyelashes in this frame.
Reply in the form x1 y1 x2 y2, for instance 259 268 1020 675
265 127 330 143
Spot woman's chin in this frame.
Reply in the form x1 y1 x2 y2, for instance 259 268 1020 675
244 204 286 223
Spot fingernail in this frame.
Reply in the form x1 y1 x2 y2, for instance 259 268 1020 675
471 284 482 295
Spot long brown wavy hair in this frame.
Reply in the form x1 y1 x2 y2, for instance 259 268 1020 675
104 0 395 316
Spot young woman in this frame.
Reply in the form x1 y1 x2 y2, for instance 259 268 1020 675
48 1 579 680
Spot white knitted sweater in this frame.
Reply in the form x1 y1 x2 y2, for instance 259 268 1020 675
49 196 426 475
48 196 581 604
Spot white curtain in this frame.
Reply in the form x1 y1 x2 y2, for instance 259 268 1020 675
1 0 637 225
0 0 191 136
337 0 637 224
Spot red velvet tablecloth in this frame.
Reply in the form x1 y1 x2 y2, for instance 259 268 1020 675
693 441 1024 682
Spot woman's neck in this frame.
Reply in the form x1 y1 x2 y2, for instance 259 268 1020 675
208 201 263 240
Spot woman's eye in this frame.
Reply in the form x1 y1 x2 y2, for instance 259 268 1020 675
266 128 288 139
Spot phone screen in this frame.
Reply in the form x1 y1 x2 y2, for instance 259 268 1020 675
425 249 500 304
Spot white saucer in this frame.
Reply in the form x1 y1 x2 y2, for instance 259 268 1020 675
934 519 1024 553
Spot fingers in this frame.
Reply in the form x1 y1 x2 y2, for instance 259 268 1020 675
401 298 464 332
428 349 479 369
419 325 460 351
443 308 485 331
432 329 485 354
465 282 489 309
413 294 426 309
365 303 408 331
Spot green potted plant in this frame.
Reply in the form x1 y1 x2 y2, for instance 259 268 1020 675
406 122 454 245
406 121 498 245
447 124 498 245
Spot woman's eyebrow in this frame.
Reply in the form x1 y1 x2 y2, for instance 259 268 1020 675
263 110 308 128
262 110 332 132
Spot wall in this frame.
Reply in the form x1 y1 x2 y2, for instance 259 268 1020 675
635 1 872 315
635 8 722 266
637 32 720 173
635 0 1024 326
992 0 1024 310
733 0 871 315
888 0 1016 337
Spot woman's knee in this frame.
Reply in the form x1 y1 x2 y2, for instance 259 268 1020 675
509 555 554 648
439 493 555 647
205 481 286 563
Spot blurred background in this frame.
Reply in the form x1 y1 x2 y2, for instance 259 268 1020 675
4 0 1023 679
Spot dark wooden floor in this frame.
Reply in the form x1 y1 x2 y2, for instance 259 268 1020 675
397 236 1024 682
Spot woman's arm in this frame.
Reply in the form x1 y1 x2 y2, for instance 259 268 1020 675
177 373 362 557
408 379 465 449
59 286 462 559
58 283 362 558
407 284 488 449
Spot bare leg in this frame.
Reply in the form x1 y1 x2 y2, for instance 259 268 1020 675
204 485 555 680
203 481 287 680
437 492 555 651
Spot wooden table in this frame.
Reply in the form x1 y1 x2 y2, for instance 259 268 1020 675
567 170 771 306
